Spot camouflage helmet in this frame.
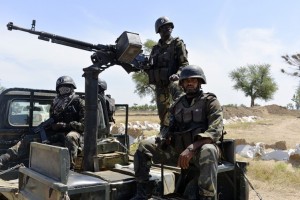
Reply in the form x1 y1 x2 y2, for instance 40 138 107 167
179 65 207 84
56 76 77 91
98 78 107 91
155 16 174 33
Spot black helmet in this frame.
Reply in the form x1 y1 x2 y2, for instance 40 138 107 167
155 16 174 33
98 78 107 91
56 76 77 91
179 65 207 84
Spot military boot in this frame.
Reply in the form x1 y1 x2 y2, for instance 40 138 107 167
130 182 148 200
0 153 11 168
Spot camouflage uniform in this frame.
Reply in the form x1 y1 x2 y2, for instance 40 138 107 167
133 90 223 199
147 36 189 128
7 94 85 169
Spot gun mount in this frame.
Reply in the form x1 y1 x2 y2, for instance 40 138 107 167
6 20 146 171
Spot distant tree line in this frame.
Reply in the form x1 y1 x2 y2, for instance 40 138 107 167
129 103 157 111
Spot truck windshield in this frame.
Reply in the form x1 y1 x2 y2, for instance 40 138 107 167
8 99 51 126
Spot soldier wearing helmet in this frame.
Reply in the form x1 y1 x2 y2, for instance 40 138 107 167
97 78 115 138
146 16 189 135
131 65 223 200
0 76 85 170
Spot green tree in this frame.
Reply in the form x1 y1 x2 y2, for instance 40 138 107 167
281 53 300 77
131 39 157 103
229 64 278 107
291 85 300 110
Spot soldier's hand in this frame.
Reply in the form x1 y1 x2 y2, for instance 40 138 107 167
177 148 195 169
169 74 179 81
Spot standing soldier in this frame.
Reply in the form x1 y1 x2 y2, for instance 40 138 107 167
146 16 189 135
131 65 223 200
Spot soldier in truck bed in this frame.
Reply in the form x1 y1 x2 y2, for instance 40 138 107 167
146 16 189 136
0 76 85 170
131 65 223 200
97 78 116 138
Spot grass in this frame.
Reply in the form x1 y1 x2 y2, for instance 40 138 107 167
225 118 271 129
246 160 300 190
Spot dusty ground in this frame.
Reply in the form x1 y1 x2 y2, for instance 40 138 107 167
223 105 300 200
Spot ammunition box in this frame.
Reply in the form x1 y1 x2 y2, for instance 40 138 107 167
94 152 129 171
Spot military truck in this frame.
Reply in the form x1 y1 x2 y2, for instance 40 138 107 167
0 87 249 200
0 20 250 200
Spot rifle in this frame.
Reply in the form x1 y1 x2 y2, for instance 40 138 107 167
7 20 148 73
31 117 55 144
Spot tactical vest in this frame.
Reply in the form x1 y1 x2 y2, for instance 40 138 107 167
148 37 181 86
171 93 213 152
54 95 82 124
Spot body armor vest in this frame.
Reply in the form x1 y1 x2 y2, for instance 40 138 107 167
53 95 81 124
148 37 178 86
171 93 210 152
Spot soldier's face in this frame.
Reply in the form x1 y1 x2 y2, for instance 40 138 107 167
182 78 200 95
159 24 173 37
58 85 72 96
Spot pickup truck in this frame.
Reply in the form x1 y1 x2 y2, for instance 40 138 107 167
0 88 249 200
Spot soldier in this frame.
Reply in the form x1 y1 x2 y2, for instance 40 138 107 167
97 78 115 138
0 76 85 170
146 16 189 135
131 65 223 200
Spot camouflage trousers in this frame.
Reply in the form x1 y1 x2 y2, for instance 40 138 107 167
7 131 83 169
134 139 219 197
155 81 183 127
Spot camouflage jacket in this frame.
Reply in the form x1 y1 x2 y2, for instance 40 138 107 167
147 36 189 85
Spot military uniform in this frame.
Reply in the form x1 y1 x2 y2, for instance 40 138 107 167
147 36 189 127
133 89 223 199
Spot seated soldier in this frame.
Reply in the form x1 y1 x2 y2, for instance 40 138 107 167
131 65 223 200
0 76 85 170
97 78 115 138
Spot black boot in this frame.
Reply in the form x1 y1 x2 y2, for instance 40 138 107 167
0 153 11 168
130 182 148 200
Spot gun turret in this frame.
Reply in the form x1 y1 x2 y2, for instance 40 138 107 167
7 20 145 73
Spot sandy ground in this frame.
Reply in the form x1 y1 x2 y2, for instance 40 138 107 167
224 107 300 200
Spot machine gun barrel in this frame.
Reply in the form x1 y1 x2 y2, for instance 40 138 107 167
7 20 147 73
7 20 110 52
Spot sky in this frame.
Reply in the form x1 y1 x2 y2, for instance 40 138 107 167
0 0 299 107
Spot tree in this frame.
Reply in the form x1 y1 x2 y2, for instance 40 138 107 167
229 64 278 107
131 39 157 103
281 53 300 77
291 85 300 110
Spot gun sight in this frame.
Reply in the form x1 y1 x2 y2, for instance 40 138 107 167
7 22 13 31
